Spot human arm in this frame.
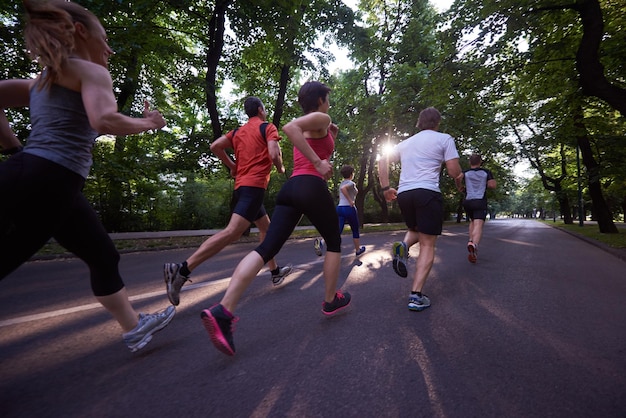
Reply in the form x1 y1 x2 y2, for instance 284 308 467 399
378 151 400 202
210 134 236 177
445 158 464 192
267 140 285 174
282 112 333 180
487 178 497 189
77 61 166 135
0 110 22 153
328 123 339 140
0 79 33 153
340 183 355 206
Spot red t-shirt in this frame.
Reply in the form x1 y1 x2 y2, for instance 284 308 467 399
226 116 281 189
291 131 334 179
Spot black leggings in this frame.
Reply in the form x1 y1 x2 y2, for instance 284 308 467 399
256 175 340 263
0 153 124 296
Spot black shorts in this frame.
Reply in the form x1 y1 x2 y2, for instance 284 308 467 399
397 188 443 235
232 186 267 222
463 198 488 221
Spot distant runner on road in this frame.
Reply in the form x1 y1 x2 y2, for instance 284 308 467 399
462 153 497 263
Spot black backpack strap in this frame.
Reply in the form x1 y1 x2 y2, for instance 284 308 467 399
260 122 268 139
232 123 267 141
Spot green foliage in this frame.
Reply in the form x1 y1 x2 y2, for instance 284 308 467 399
3 0 623 232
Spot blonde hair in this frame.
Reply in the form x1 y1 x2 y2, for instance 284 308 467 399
23 0 98 90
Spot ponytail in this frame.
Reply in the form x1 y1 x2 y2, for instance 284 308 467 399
22 0 97 90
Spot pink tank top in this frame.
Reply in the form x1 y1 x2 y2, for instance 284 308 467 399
291 132 334 179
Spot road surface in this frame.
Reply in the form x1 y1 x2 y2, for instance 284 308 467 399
1 219 625 417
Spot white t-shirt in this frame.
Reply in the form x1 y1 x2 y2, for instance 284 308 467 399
338 179 357 206
390 130 459 194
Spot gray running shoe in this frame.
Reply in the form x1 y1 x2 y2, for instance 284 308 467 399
123 305 176 352
314 238 324 256
164 263 191 306
408 293 431 312
271 264 292 286
392 241 408 277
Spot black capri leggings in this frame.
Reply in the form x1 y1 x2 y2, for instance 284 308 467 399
256 175 341 263
0 153 124 296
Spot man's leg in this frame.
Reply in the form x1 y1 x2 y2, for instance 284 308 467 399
411 233 437 293
471 219 485 246
254 214 292 285
254 214 277 271
186 213 251 271
406 232 436 311
164 213 252 306
404 229 420 248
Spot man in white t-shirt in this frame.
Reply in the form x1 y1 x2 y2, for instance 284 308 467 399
378 107 463 312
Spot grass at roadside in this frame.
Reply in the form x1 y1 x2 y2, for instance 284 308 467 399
34 223 409 259
540 220 626 249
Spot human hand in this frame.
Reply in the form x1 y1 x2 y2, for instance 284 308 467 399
383 188 397 202
143 100 166 130
328 123 339 139
314 159 333 180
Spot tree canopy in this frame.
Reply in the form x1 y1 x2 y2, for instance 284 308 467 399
1 0 623 231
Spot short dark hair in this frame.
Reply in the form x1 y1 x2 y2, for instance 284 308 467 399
416 107 441 131
340 165 354 179
469 153 482 166
297 81 331 114
244 97 264 118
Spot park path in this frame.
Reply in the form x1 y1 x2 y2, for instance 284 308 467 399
1 219 625 417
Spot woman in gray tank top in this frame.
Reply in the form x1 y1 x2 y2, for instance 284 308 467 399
0 0 174 353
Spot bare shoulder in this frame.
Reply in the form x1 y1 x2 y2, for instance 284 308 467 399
308 111 331 125
66 58 112 87
284 111 331 136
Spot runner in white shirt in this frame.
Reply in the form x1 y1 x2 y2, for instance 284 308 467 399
378 107 463 312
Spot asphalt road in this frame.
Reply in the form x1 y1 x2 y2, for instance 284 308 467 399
1 219 625 418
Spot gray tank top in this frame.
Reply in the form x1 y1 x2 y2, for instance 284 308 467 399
24 82 99 179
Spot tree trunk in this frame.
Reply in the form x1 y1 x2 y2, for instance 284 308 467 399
575 112 618 233
557 191 573 224
205 0 231 140
273 64 290 127
574 0 626 116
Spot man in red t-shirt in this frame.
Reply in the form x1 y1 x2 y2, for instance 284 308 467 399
163 97 291 306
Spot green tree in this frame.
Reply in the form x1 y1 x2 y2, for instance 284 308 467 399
441 0 624 232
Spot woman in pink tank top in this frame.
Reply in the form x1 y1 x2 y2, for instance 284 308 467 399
199 81 352 357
